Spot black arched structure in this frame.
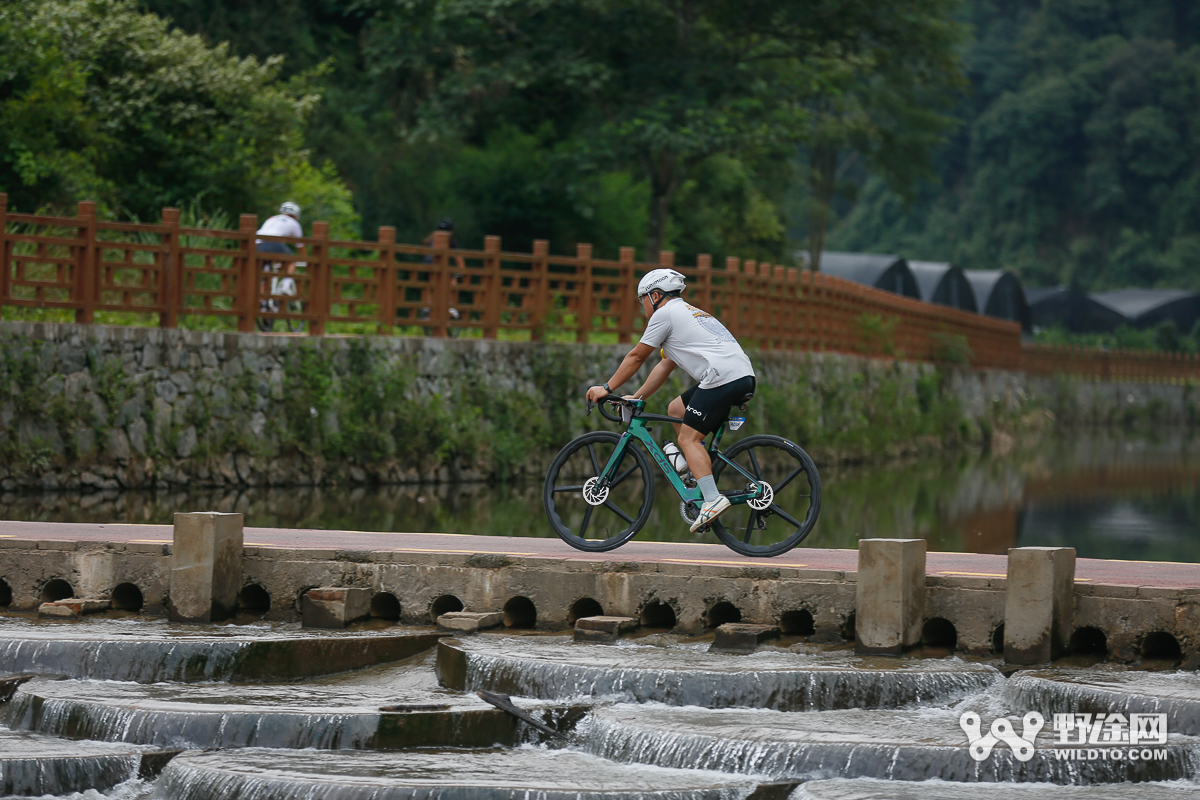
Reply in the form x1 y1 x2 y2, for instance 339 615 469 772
1091 289 1200 331
908 261 977 312
1026 287 1128 334
965 270 1031 331
819 252 920 299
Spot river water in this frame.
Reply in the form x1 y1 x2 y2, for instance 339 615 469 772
1 429 1197 561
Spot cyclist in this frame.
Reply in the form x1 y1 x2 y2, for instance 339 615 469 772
256 202 304 316
586 268 756 532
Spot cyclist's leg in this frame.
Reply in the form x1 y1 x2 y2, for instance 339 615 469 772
676 376 757 478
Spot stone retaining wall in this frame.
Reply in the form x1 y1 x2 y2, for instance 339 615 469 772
0 322 1194 491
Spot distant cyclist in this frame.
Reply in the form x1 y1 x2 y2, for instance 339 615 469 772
256 201 303 259
256 202 303 315
586 269 756 532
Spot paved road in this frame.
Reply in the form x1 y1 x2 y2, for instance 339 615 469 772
2 520 1197 589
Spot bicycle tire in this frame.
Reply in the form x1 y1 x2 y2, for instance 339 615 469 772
286 301 305 332
544 430 654 552
709 434 821 557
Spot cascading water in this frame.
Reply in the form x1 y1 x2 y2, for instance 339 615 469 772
0 617 442 682
581 704 1199 784
1007 669 1200 735
440 636 1002 710
154 747 764 800
6 618 1200 799
0 729 144 796
789 778 1200 799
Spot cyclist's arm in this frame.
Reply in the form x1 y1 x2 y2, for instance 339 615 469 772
586 342 655 402
629 356 676 400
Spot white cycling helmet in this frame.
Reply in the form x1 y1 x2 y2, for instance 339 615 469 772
279 201 301 218
637 268 686 300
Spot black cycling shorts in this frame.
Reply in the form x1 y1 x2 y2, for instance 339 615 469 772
679 375 756 435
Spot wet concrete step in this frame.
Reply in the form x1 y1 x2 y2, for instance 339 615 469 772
437 635 1001 710
155 747 766 799
791 778 1200 799
585 704 1200 784
1008 668 1200 735
0 617 443 682
0 729 145 796
4 652 580 750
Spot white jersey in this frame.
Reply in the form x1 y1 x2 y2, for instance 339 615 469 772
639 298 754 389
255 214 302 241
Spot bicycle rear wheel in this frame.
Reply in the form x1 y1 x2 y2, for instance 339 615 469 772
544 431 654 552
709 435 821 557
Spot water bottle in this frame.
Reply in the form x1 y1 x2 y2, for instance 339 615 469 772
662 441 689 473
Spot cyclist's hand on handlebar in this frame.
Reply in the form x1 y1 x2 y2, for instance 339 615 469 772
585 385 609 404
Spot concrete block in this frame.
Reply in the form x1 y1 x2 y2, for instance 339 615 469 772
855 538 926 655
1004 546 1075 665
39 598 110 618
574 615 639 643
711 623 781 653
169 511 243 623
301 587 372 629
437 611 503 632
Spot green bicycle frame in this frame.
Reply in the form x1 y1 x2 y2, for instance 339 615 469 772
594 399 764 505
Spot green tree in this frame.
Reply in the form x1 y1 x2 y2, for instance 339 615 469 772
358 0 967 260
0 0 356 233
831 0 1200 293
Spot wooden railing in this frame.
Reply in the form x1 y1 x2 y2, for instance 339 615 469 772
1021 343 1200 383
0 195 1197 382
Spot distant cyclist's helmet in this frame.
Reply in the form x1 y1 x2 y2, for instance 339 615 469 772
280 201 301 218
637 268 686 300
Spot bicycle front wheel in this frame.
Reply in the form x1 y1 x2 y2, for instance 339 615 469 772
710 435 822 557
544 431 654 552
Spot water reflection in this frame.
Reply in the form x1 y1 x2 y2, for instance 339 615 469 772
1 430 1196 560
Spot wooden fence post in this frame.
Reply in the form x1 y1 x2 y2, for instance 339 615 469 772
785 267 799 349
696 254 712 312
659 250 674 268
618 247 635 344
75 200 97 324
725 256 741 338
377 226 396 335
160 207 181 329
483 235 502 339
0 193 8 318
531 239 549 341
310 221 330 336
429 230 451 338
576 243 593 343
237 214 257 333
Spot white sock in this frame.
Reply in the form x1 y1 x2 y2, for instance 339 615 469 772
697 475 719 504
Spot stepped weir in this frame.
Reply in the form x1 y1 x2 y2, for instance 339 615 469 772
2 515 1200 797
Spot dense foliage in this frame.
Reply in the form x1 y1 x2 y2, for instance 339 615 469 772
830 0 1200 292
0 0 357 231
12 0 1189 294
122 0 964 262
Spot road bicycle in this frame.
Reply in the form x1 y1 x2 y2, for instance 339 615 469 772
256 260 305 332
543 394 821 557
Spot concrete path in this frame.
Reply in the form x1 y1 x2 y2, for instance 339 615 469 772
1 520 1196 589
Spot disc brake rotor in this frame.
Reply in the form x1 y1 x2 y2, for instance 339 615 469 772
747 481 774 511
582 476 610 506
